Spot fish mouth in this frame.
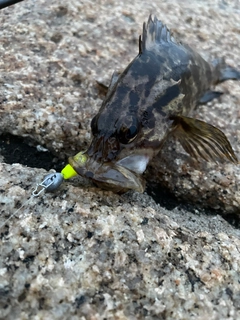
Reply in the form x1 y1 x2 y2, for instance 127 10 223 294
68 153 149 193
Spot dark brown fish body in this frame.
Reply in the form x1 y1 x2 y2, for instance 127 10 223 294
69 16 240 193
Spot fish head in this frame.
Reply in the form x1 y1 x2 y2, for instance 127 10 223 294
70 103 152 193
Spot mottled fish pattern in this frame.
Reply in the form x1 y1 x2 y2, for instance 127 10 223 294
69 15 240 193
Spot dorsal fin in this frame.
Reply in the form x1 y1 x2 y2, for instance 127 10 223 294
139 15 176 54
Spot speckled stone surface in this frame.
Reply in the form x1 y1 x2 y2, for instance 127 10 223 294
1 163 240 319
1 0 240 319
0 0 240 213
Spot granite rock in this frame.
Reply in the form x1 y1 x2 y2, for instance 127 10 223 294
0 0 240 213
1 162 240 319
1 0 240 319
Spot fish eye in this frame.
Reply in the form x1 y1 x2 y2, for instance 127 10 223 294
91 115 99 136
118 117 139 144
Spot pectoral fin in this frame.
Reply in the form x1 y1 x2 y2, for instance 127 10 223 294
170 116 238 164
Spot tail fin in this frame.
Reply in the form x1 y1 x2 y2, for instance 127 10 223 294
213 58 240 84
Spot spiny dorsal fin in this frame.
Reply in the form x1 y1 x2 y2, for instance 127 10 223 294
139 15 176 54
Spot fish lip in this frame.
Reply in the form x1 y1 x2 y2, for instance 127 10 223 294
93 164 146 193
69 156 146 193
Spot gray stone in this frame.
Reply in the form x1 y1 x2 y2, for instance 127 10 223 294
1 0 240 319
1 163 240 319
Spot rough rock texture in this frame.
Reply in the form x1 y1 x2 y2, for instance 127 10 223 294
1 163 240 320
1 0 240 319
0 0 240 213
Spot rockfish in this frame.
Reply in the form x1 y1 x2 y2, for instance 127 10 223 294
63 15 240 193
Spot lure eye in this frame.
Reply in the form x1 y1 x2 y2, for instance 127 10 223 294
91 114 99 136
118 117 139 144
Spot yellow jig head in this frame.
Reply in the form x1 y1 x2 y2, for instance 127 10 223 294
2 151 88 229
61 151 88 180
31 151 88 196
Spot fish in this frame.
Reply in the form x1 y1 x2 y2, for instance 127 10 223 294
65 15 240 193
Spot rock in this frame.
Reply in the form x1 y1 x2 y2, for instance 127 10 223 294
0 0 240 214
1 162 240 319
1 0 240 319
